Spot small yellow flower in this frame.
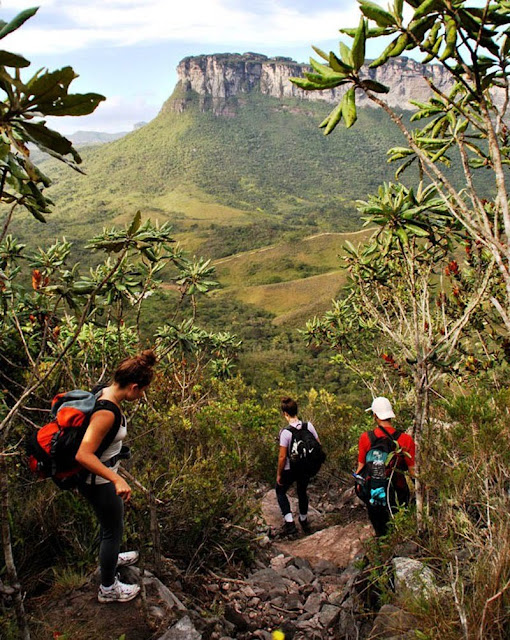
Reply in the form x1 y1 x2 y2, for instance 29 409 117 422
272 631 285 640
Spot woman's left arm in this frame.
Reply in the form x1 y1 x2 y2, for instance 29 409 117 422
76 410 132 500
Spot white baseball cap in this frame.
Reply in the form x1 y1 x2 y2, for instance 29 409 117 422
365 397 395 420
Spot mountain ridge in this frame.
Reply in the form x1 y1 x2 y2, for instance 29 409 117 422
165 53 452 115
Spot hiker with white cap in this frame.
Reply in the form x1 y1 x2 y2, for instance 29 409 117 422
354 397 415 536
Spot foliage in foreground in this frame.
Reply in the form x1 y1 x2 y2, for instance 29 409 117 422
370 390 510 639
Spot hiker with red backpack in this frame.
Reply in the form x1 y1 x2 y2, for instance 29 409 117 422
275 397 326 537
75 350 157 602
355 397 415 537
28 350 157 603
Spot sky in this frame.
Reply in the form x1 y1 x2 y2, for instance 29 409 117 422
0 0 373 134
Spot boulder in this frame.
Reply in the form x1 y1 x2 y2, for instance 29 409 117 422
370 604 418 639
271 523 372 568
248 568 288 599
392 558 436 599
120 566 186 612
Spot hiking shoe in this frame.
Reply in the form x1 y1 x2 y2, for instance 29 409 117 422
98 576 140 603
281 521 298 538
117 551 139 568
299 518 312 535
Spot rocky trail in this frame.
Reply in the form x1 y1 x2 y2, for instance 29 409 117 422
30 482 431 640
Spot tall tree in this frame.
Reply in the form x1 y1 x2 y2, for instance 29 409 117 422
292 0 510 521
0 8 106 637
303 182 494 519
0 9 232 637
291 0 510 330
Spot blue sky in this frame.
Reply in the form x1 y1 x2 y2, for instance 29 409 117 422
2 0 371 134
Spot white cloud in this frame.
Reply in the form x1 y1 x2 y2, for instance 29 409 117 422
3 0 359 54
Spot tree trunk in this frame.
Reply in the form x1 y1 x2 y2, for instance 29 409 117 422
0 454 31 640
149 491 162 575
413 366 429 532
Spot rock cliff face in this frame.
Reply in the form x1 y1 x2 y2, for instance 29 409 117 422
166 52 453 114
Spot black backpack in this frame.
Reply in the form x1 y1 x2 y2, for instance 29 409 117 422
287 422 326 477
355 426 403 506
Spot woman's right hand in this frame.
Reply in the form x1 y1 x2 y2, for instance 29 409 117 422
113 476 132 501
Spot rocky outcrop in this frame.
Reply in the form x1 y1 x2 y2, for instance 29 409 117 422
165 52 453 114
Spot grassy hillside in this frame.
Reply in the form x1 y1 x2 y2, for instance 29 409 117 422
13 91 409 252
10 85 488 351
15 83 493 262
210 229 372 325
214 230 372 286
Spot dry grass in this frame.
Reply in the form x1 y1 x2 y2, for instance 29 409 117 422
210 228 374 325
151 184 257 226
214 229 374 288
231 270 345 317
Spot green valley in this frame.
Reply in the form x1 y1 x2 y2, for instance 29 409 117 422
19 92 406 245
12 86 409 337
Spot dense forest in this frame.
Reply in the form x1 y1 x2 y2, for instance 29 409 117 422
2 2 510 639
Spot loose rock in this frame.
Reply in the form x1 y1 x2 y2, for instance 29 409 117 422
319 604 341 628
157 615 202 640
392 557 436 599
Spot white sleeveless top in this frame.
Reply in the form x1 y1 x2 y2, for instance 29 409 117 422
85 412 127 485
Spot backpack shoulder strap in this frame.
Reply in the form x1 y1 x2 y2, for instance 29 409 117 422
367 430 377 446
378 424 400 443
301 421 308 431
92 399 123 457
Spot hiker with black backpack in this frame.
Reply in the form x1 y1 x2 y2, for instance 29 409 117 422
275 397 326 537
74 350 157 603
355 397 415 537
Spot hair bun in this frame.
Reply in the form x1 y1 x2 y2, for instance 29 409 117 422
138 349 157 367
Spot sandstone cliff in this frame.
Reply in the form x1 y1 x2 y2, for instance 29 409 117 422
164 52 453 114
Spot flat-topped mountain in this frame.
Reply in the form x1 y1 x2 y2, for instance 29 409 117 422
24 52 481 269
16 51 490 329
165 53 452 114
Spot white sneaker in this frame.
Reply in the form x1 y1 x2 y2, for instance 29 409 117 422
117 550 139 567
98 576 140 603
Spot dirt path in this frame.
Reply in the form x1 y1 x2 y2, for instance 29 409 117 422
28 483 373 640
214 228 377 266
261 489 372 568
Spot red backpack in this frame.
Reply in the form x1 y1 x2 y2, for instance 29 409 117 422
27 390 121 489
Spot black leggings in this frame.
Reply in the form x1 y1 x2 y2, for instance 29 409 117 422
366 484 410 537
275 469 310 518
79 482 124 587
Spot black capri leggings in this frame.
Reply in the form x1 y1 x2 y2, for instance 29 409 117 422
79 481 124 587
275 469 310 517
